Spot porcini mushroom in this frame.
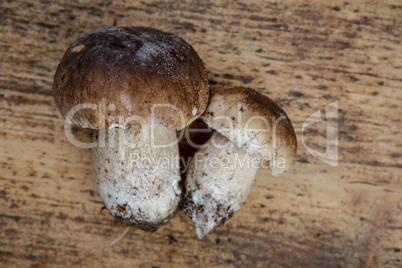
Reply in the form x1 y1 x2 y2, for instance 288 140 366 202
182 87 296 238
53 26 209 231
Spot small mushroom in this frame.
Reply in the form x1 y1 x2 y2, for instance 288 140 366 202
53 27 209 231
182 87 296 239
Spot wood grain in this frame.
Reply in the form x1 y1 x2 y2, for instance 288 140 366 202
1 0 401 267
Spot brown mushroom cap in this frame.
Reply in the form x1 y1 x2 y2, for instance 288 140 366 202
202 87 297 174
53 26 209 131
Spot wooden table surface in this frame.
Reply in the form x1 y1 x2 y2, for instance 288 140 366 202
1 0 401 267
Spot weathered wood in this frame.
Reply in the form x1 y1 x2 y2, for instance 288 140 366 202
1 0 401 267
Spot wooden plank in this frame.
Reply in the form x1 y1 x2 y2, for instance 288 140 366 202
1 0 401 267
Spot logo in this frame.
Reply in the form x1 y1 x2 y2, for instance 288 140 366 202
302 101 338 167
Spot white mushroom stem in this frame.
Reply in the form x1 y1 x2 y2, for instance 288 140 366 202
92 125 181 231
183 132 259 239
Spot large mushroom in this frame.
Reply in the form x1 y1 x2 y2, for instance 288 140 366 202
53 26 209 231
182 87 296 239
